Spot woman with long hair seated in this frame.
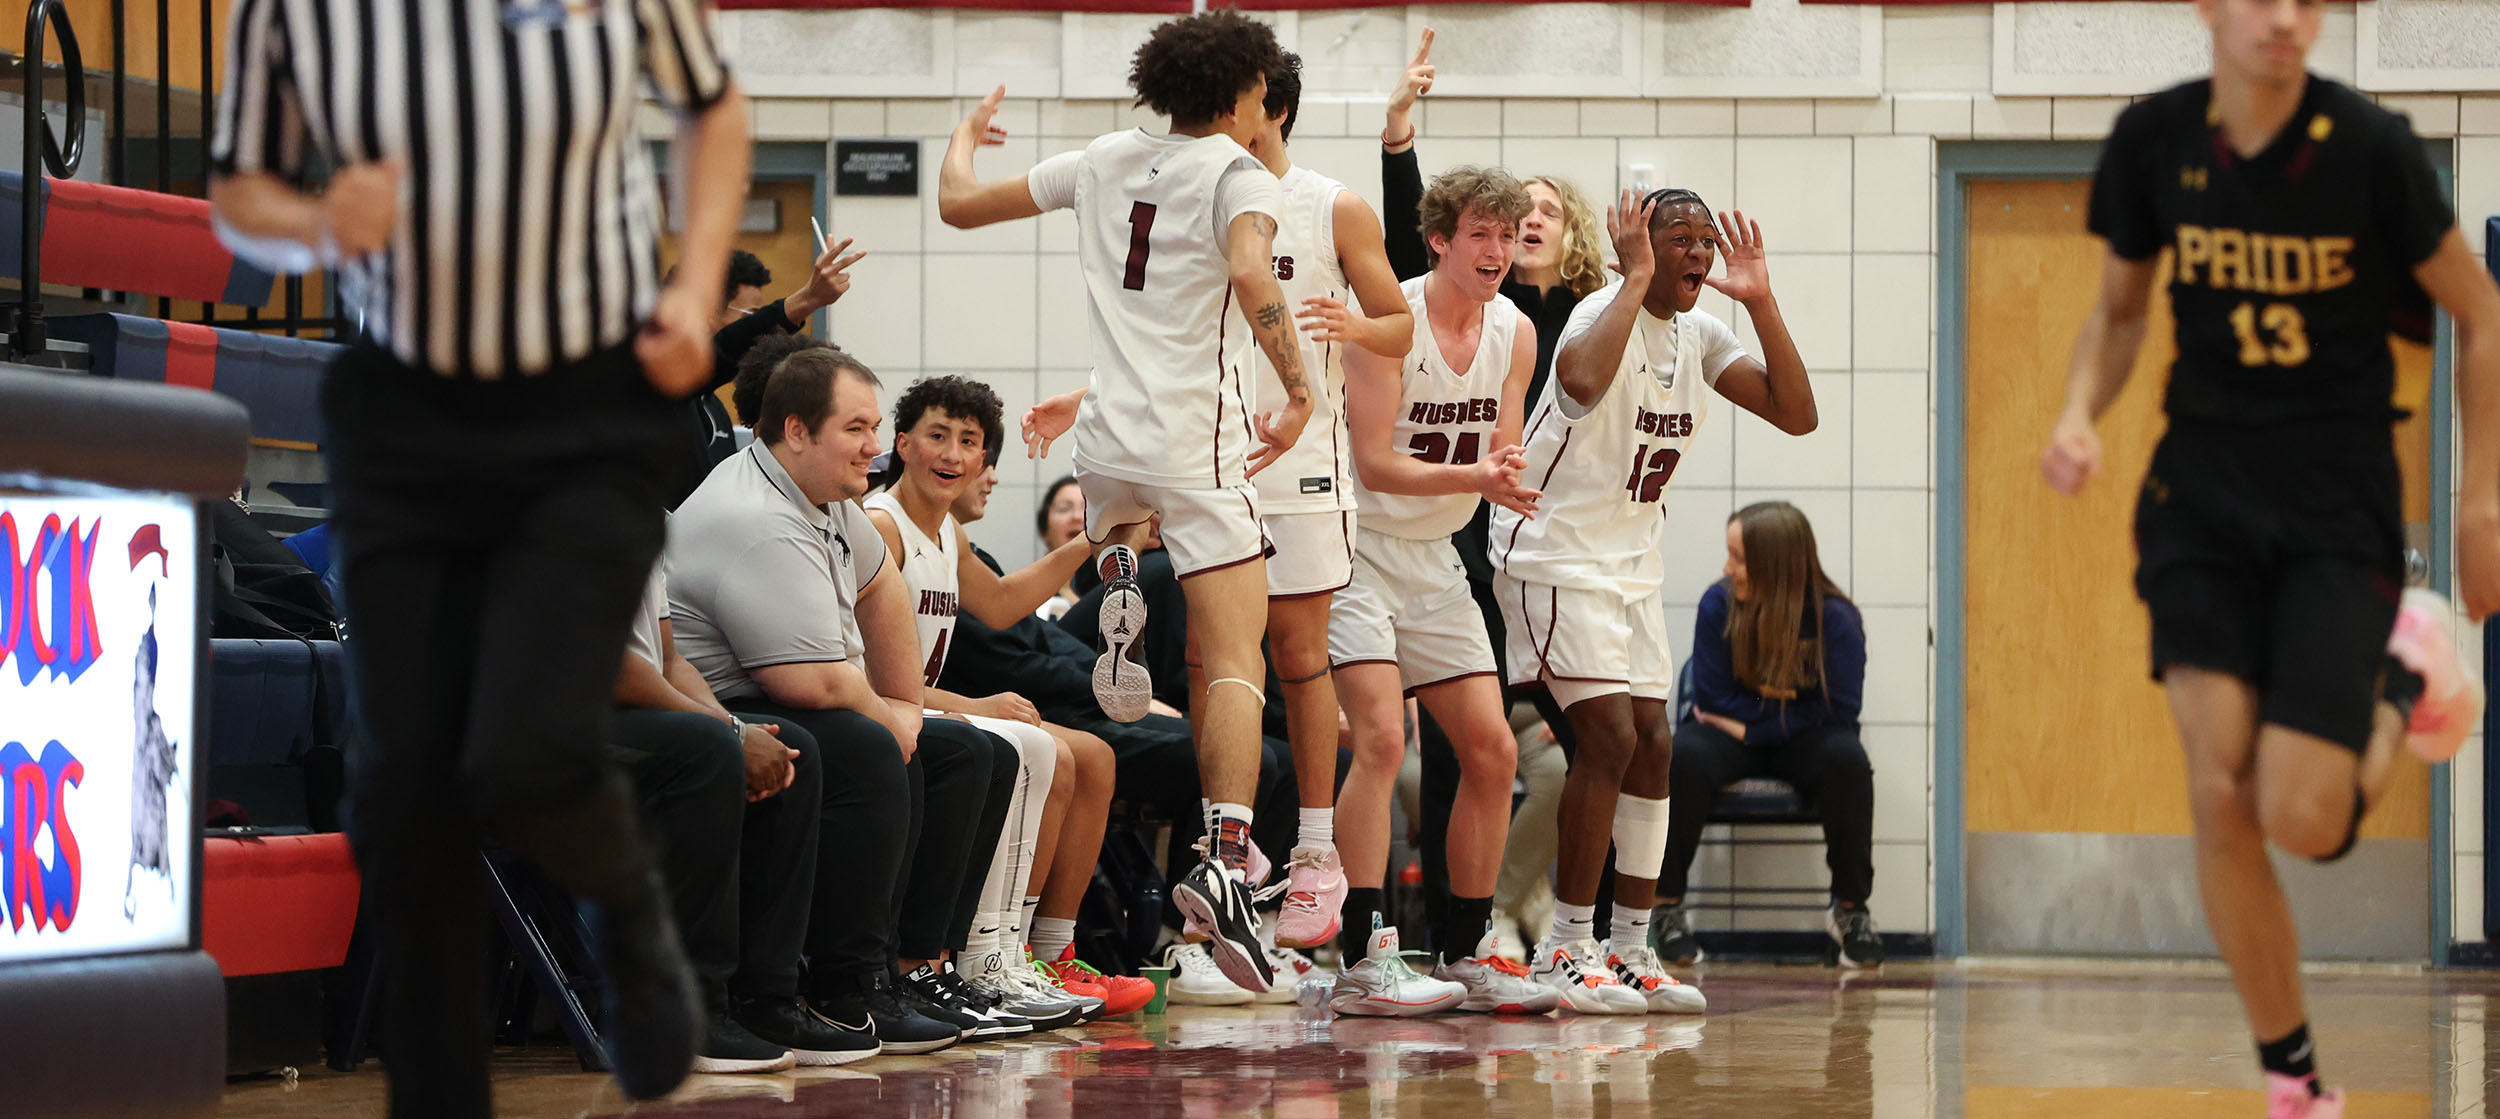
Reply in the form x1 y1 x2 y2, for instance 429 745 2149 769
1653 501 1884 971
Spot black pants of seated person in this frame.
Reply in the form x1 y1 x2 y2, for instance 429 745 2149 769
325 341 684 1118
891 718 1011 963
723 701 909 988
1659 721 1876 907
610 709 823 1011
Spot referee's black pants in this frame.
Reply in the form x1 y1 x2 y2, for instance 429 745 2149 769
325 341 686 1119
609 709 823 1009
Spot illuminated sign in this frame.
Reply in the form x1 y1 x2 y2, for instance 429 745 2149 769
0 493 196 962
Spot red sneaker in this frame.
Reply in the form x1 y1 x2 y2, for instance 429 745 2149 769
1043 946 1154 1017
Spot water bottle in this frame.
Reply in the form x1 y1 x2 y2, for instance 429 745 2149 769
1296 971 1336 1021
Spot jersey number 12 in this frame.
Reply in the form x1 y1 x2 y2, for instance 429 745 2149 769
1625 444 1681 504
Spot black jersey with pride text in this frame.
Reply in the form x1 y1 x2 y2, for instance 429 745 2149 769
2087 75 2450 427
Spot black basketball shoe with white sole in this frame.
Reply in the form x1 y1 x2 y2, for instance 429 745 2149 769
1172 857 1275 995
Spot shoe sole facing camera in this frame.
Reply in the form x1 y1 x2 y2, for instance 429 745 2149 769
1172 877 1275 995
1093 585 1152 722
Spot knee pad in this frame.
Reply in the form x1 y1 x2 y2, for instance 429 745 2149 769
2314 787 2366 864
1612 793 1672 880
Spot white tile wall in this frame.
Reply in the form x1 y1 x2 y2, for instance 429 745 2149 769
1862 724 1930 845
1734 138 1856 254
706 2 2500 944
1731 381 1853 489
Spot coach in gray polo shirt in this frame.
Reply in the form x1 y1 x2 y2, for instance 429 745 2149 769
667 338 1008 1052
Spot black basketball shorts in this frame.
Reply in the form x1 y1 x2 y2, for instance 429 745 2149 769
2131 418 2405 754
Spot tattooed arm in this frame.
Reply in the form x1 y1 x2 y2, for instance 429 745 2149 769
1229 210 1311 476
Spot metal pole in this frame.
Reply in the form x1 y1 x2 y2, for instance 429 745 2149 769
154 0 168 321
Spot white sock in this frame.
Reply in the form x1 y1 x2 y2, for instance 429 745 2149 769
1019 896 1041 948
1032 917 1078 963
1296 807 1335 851
965 921 1003 970
1611 909 1652 953
1553 901 1597 945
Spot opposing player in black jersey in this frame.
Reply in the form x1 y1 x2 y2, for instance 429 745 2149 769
2040 0 2500 1113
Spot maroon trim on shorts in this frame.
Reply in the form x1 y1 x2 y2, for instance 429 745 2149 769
1270 581 1349 602
1404 669 1499 698
1176 548 1265 580
1330 657 1401 672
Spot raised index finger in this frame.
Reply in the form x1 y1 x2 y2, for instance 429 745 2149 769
1413 27 1435 66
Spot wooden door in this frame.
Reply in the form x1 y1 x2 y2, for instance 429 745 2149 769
1961 178 2431 953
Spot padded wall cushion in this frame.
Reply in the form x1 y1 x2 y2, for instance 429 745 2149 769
0 171 276 305
202 833 361 978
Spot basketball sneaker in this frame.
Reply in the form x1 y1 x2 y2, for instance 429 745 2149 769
1329 919 1466 1017
1527 936 1646 1015
2386 587 2483 763
2265 1073 2346 1118
1164 941 1255 1006
1258 938 1320 1005
694 1005 799 1073
727 996 871 1068
1608 943 1707 1014
1271 845 1348 949
1172 857 1275 994
1433 932 1561 1014
1828 903 1886 969
1040 946 1155 1017
1092 545 1152 722
1652 903 1704 966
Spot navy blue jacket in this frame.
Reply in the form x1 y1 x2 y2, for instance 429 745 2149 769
1685 579 1864 744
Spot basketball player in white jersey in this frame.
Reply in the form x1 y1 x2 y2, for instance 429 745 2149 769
860 376 1119 1029
1493 190 1818 1013
1322 166 1557 1017
935 9 1308 993
1235 53 1415 951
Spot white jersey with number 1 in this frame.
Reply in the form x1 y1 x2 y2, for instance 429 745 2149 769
1026 130 1284 491
1489 279 1748 599
1355 275 1522 541
1245 164 1355 516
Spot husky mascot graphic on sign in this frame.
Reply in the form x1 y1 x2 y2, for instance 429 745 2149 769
124 584 177 920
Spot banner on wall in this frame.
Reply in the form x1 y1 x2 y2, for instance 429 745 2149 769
0 492 198 964
719 1 1750 11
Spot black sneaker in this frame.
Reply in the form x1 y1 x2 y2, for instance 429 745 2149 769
733 995 880 1067
816 970 958 1055
1651 903 1704 966
930 962 1035 1039
695 1006 798 1074
1828 903 1885 969
899 963 1000 1038
584 873 704 1100
1171 858 1274 994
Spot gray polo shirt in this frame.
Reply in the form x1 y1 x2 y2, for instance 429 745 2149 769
667 441 887 700
626 557 668 670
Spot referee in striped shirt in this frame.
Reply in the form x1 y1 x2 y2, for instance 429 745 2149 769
210 0 751 1111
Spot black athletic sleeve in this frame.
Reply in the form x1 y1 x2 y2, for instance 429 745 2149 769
1383 145 1428 281
2087 100 2166 262
2374 111 2453 268
708 297 795 392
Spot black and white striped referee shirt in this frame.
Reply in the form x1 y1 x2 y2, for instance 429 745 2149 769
210 0 731 379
